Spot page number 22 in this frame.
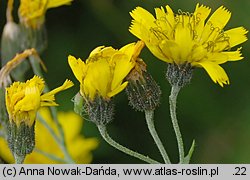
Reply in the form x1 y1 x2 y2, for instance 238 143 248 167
234 167 247 176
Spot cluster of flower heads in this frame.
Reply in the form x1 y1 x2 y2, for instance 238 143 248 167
66 3 248 126
0 2 248 164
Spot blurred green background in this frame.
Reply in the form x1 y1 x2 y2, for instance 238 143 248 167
1 0 250 163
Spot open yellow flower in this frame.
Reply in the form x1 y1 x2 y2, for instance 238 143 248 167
19 0 73 29
130 4 248 86
68 43 140 101
0 108 98 164
5 75 73 127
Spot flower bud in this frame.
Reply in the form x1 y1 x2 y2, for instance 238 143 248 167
126 59 161 111
0 22 29 81
1 22 21 63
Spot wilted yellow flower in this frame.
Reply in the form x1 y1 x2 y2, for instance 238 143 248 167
5 75 73 127
130 4 248 86
19 0 73 29
0 108 98 164
68 43 140 101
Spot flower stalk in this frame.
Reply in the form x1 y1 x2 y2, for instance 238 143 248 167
145 110 171 164
97 124 160 164
169 85 184 163
37 113 75 164
14 154 25 164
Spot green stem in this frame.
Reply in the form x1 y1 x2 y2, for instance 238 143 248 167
14 154 25 164
34 148 67 163
37 113 75 164
0 130 5 138
37 113 61 144
49 107 73 163
29 56 49 91
29 56 43 77
97 124 160 164
145 110 171 164
50 107 65 142
169 85 185 164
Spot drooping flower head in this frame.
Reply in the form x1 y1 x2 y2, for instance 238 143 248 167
0 108 98 164
68 43 140 101
5 75 73 127
68 43 142 125
130 4 248 86
19 0 73 29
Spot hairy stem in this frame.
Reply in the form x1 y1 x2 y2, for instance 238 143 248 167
97 124 160 164
169 85 185 164
37 113 75 164
145 110 171 164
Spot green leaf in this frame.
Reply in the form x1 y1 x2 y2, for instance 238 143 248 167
73 92 84 116
184 139 195 164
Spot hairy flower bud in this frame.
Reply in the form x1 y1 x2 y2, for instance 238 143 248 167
126 59 161 111
0 22 29 81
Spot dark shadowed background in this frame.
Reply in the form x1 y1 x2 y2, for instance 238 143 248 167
1 0 250 163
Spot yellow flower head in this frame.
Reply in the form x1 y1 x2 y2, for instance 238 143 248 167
5 75 73 127
19 0 73 29
68 42 141 101
0 108 98 164
130 4 248 86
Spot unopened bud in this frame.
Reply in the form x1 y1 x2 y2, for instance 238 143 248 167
1 22 29 81
126 59 161 111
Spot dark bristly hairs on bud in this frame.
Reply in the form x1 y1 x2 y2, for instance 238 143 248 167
86 97 114 125
73 93 114 126
126 58 161 112
166 63 193 88
7 122 35 164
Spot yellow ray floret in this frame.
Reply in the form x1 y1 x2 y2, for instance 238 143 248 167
129 3 248 86
68 42 144 101
5 75 73 127
19 0 73 29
